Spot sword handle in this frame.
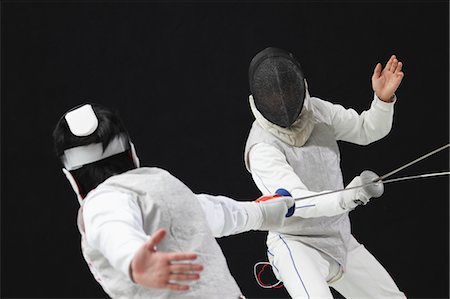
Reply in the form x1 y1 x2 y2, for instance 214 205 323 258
256 188 295 217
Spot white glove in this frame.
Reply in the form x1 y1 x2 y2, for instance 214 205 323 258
257 196 295 231
340 170 384 210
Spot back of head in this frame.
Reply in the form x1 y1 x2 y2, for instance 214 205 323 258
53 104 138 200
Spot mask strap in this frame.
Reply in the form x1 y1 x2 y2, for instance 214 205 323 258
130 142 140 167
62 134 130 170
62 168 84 205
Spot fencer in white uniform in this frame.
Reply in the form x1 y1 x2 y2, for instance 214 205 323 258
53 103 296 299
244 47 406 298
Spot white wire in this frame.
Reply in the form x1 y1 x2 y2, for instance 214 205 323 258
293 171 450 202
382 171 450 184
253 261 283 289
379 144 450 180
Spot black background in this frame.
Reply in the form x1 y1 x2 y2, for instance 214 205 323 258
1 1 449 298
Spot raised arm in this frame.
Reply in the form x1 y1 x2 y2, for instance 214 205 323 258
372 55 404 102
318 56 404 145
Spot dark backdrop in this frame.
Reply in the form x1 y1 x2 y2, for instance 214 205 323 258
2 1 449 298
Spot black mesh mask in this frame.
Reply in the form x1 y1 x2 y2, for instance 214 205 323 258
249 47 306 128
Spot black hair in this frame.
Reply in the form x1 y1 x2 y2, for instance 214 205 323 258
53 103 136 197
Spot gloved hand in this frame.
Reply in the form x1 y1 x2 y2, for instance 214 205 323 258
340 170 384 210
256 189 295 231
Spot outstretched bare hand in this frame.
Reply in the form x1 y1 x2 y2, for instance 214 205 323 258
372 55 404 102
130 229 203 291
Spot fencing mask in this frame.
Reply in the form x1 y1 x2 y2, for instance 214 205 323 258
249 47 306 128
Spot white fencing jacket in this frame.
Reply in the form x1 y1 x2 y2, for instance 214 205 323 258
79 167 262 298
244 93 395 266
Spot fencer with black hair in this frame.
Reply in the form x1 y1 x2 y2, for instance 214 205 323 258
244 47 406 298
53 103 295 298
54 104 137 200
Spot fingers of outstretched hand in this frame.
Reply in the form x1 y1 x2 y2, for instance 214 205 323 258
146 229 167 250
385 55 396 72
394 64 404 81
395 61 403 73
389 58 398 72
163 263 203 291
167 252 198 261
169 272 201 281
170 262 203 273
372 63 382 79
166 283 191 292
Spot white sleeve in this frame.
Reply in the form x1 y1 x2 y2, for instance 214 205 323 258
83 190 148 281
196 194 263 238
248 143 347 218
316 94 395 145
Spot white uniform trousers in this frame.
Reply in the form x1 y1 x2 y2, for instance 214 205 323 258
267 234 406 299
